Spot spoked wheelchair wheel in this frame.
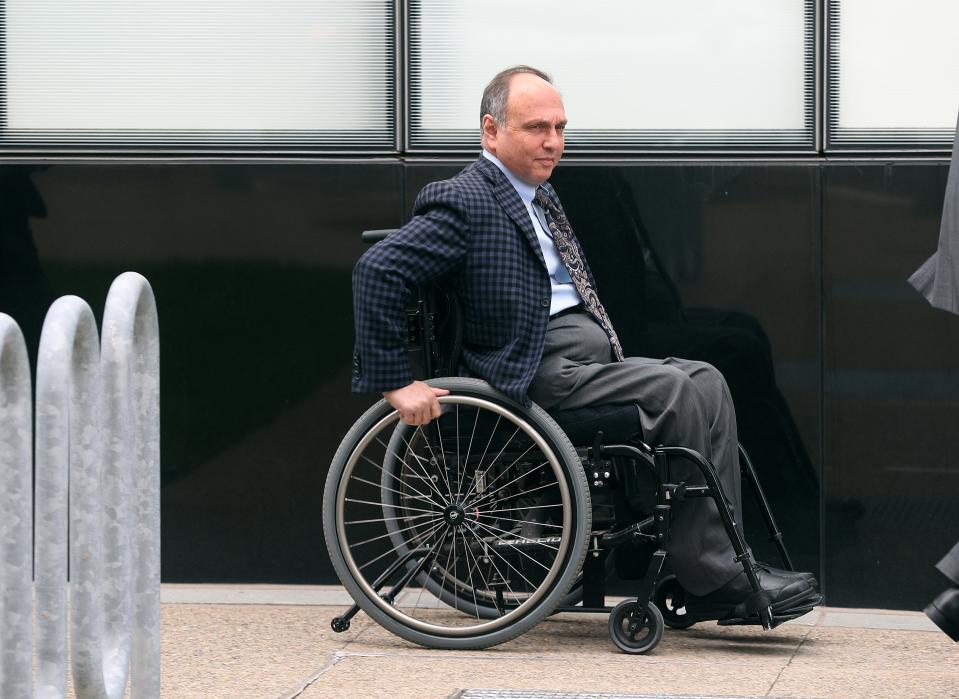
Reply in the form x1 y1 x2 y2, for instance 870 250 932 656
654 574 696 629
324 377 591 649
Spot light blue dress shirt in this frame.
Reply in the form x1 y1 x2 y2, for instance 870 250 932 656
482 150 582 316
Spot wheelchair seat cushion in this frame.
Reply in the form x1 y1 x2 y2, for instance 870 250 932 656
548 403 643 446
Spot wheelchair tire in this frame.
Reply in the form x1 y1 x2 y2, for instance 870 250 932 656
324 377 592 650
654 574 696 629
608 600 664 654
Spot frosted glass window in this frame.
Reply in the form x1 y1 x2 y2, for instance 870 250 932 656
828 0 959 149
409 0 814 152
1 0 395 152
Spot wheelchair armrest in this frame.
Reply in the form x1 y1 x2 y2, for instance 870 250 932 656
362 229 400 244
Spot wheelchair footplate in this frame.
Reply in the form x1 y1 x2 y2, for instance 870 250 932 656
716 594 823 628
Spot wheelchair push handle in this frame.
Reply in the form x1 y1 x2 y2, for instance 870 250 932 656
362 229 399 244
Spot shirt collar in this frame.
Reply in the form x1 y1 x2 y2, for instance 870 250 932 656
482 150 537 207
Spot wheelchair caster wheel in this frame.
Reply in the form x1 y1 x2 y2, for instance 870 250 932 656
608 600 663 654
331 617 350 633
654 574 696 630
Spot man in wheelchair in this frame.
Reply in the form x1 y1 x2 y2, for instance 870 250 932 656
338 65 819 651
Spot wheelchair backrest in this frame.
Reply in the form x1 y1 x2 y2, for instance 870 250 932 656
362 229 463 381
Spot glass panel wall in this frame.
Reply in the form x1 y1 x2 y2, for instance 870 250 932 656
4 1 959 155
408 0 815 152
1 0 396 152
827 0 959 150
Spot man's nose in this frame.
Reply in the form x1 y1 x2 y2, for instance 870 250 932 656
543 127 562 150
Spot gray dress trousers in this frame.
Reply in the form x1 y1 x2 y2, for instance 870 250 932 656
528 310 745 595
909 111 959 312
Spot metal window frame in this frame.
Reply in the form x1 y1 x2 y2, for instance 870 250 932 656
0 1 6 136
0 0 954 159
0 0 402 157
823 0 954 155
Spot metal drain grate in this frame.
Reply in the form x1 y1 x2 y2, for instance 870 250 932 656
452 691 801 699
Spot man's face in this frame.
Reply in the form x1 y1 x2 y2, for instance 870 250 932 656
483 74 566 186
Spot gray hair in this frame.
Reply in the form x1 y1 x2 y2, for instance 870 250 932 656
480 65 553 126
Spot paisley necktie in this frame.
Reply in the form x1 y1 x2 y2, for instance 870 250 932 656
534 187 625 362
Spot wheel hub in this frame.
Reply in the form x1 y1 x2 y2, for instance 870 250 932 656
443 504 466 526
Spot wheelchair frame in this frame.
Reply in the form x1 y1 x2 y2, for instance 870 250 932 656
325 230 807 654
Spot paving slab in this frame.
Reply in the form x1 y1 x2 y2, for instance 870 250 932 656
297 652 787 699
155 590 958 699
160 603 367 699
767 626 959 699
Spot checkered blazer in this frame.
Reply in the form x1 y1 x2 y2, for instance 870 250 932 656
351 155 600 406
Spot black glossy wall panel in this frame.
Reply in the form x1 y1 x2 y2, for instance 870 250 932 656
410 161 822 576
1 163 403 582
823 162 959 609
2 158 955 609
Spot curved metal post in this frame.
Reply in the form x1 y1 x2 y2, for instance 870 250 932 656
68 272 160 699
3 272 160 699
100 272 160 699
34 297 101 699
0 315 33 699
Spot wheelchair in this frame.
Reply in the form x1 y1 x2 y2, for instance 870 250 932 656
323 229 815 654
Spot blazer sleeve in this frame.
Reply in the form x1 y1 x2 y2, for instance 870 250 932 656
351 180 471 393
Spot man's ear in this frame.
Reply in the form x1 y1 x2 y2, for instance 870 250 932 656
481 114 498 149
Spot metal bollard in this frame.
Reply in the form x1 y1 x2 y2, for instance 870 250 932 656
0 316 33 698
98 272 160 699
0 272 160 699
69 273 160 699
35 297 100 699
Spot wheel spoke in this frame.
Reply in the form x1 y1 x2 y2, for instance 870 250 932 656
349 473 444 508
356 519 446 573
345 497 442 516
410 527 452 613
459 407 482 501
471 518 560 552
459 421 519 503
345 513 436 526
470 478 559 511
458 531 485 619
465 523 546 593
470 520 554 573
359 450 435 504
426 421 456 505
454 404 461 501
376 432 450 507
464 440 535 503
458 413 501 501
462 525 524 604
349 514 444 550
475 513 563 530
435 527 458 614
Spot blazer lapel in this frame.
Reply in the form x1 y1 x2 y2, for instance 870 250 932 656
475 156 547 269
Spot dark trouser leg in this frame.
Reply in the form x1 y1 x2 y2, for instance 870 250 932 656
529 312 745 595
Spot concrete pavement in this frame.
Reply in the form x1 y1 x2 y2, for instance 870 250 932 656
158 585 958 699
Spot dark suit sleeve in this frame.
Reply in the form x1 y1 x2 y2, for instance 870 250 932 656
351 180 470 393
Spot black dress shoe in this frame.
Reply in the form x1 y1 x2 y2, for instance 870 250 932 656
684 567 817 622
757 562 817 588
